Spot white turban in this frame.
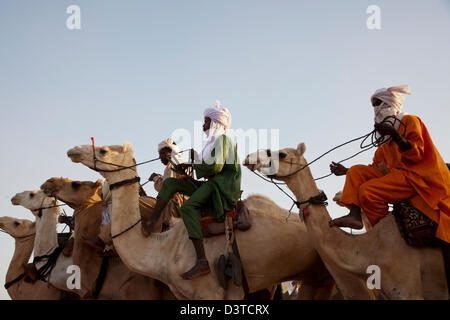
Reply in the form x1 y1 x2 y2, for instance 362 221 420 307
371 84 412 114
157 138 182 163
158 138 179 153
101 180 112 226
203 101 232 130
371 85 411 145
202 101 232 162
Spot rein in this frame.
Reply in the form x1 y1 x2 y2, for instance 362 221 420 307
4 273 25 289
266 116 407 180
33 203 67 218
251 116 407 218
90 137 190 173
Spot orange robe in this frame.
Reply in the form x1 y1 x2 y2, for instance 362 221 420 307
340 115 450 243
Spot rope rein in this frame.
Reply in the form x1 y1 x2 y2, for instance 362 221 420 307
252 116 407 217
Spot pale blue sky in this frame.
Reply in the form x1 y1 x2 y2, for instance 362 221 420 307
0 0 449 299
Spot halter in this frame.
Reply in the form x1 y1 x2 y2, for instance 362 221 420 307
90 137 190 173
31 197 61 218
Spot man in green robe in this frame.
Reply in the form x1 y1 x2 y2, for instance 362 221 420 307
142 102 241 280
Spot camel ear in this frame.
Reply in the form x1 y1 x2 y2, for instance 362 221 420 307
296 143 306 156
123 142 132 153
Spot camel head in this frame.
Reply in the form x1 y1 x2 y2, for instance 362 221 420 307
41 177 103 207
243 143 307 180
67 143 136 178
0 216 35 239
11 190 58 218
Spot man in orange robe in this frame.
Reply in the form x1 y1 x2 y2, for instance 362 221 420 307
329 85 450 243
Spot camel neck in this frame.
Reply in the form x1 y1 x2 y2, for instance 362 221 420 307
33 207 59 265
109 172 180 283
284 164 367 272
6 236 35 287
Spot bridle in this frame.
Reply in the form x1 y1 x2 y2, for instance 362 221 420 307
86 138 191 239
30 197 65 219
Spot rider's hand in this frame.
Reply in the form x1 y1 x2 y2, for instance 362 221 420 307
330 162 348 176
175 163 192 172
149 173 160 181
374 122 397 137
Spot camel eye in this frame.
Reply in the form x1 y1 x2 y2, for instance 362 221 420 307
279 152 287 160
71 182 81 190
29 193 34 199
266 149 271 157
99 149 107 155
14 221 20 227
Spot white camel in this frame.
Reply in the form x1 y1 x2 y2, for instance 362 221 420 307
11 190 87 297
67 142 337 300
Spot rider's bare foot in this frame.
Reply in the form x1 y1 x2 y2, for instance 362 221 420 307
329 214 364 230
180 259 211 280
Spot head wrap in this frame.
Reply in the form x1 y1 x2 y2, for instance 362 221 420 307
203 101 232 130
202 101 232 161
371 84 411 114
371 85 411 145
157 138 182 164
102 180 112 205
158 138 179 153
101 180 112 226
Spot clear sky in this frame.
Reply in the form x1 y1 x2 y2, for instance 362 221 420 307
0 0 449 299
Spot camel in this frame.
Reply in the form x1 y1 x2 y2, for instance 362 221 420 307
244 143 449 299
40 177 176 300
0 216 63 300
66 142 337 300
11 190 89 297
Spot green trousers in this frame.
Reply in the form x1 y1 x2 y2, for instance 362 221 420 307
158 177 215 240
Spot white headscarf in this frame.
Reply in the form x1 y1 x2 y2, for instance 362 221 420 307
101 180 112 226
371 85 412 144
157 138 182 164
371 84 411 116
202 101 232 162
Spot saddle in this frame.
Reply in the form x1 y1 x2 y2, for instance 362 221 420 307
200 200 252 238
393 201 439 247
393 200 450 297
198 199 251 290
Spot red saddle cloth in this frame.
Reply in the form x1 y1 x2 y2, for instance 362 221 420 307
199 201 251 238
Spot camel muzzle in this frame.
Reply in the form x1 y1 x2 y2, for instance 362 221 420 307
242 156 256 171
11 196 20 206
67 148 82 163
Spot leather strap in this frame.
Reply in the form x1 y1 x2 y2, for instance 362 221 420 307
109 177 141 190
